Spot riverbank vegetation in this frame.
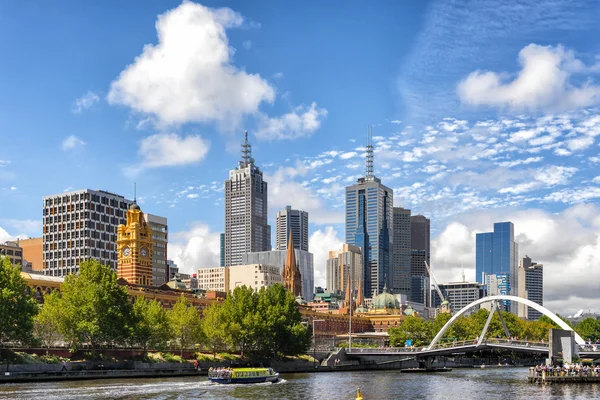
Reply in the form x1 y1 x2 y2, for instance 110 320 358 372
0 258 310 360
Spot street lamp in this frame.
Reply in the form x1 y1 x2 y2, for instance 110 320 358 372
312 319 325 369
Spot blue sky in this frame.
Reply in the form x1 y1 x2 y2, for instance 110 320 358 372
1 0 600 314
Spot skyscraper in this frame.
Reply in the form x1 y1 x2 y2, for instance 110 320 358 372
476 221 519 312
276 206 309 251
224 131 271 266
392 207 411 296
410 215 430 278
345 128 393 298
143 213 168 286
326 244 363 293
517 256 544 320
43 189 133 276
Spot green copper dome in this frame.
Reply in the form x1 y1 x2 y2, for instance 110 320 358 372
372 285 400 310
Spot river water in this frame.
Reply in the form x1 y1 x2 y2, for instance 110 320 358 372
1 368 598 399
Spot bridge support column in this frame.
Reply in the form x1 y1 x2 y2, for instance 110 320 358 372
417 356 435 370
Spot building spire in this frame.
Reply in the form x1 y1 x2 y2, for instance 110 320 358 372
365 125 374 179
240 130 253 167
356 278 364 307
133 182 137 204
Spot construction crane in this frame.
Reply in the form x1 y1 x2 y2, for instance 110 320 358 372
424 260 451 313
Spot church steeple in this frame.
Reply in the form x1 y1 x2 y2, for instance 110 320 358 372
282 230 302 297
355 279 364 308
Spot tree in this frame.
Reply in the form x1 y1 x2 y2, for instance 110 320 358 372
575 318 600 342
388 316 432 347
168 295 201 356
219 286 261 356
132 296 170 355
59 260 132 353
34 290 63 352
0 256 38 344
201 303 230 359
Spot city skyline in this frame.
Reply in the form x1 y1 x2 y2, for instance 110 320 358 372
1 1 600 314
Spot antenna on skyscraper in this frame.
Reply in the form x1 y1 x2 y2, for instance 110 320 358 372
366 125 374 178
134 182 137 204
241 130 252 167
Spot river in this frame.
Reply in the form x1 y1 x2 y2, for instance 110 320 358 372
0 368 598 399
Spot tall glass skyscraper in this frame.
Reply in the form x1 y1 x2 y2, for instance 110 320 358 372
476 221 519 311
345 129 393 298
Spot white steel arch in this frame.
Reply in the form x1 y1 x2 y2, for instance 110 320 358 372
427 295 584 350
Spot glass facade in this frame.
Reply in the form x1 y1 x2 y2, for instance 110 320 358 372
345 177 393 299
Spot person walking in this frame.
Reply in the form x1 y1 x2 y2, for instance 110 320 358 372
61 360 68 372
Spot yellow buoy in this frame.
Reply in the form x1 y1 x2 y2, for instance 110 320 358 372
356 388 364 400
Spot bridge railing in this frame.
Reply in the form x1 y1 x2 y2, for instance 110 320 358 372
428 338 549 350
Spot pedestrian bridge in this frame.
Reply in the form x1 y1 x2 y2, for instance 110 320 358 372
344 295 600 359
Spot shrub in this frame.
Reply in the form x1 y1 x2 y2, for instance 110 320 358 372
217 352 237 361
161 352 184 363
193 353 212 362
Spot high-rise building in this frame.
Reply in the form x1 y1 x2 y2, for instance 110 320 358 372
326 244 363 294
475 221 519 312
392 207 411 296
486 273 511 311
345 128 393 298
43 189 133 276
224 131 271 266
410 215 430 278
144 213 168 286
242 249 314 301
276 206 309 251
409 275 430 306
117 201 154 286
433 281 484 315
517 256 544 320
219 233 225 267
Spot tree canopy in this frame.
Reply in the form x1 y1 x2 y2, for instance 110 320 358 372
132 296 171 354
0 256 38 344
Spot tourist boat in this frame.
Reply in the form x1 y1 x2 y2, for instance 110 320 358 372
208 367 279 384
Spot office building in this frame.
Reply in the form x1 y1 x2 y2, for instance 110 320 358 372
433 281 484 314
197 267 227 292
409 275 430 306
227 264 282 292
144 213 168 286
242 249 314 301
43 189 133 276
487 273 511 311
219 233 225 267
167 259 178 280
117 201 153 286
275 206 309 251
475 221 519 312
0 241 23 267
410 215 430 277
392 207 411 296
17 238 43 272
517 256 544 320
346 128 393 298
224 131 271 266
326 244 362 293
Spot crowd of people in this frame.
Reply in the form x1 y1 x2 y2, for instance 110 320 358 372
208 367 233 379
534 363 600 377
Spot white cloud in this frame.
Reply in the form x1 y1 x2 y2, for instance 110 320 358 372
0 219 42 236
138 133 210 168
0 160 9 168
566 136 595 151
72 91 99 114
309 226 343 288
339 151 358 160
242 40 252 50
61 135 86 151
266 166 343 225
10 186 17 191
0 225 30 244
390 120 402 124
107 2 275 129
255 102 328 140
187 193 199 199
498 156 543 168
272 72 284 80
431 204 600 315
458 44 600 112
592 176 600 183
168 222 220 273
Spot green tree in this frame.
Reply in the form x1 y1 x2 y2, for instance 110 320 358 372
522 320 554 341
34 290 63 352
132 296 170 355
201 303 230 359
0 256 38 344
220 286 261 356
256 284 310 357
575 318 600 342
539 314 575 329
388 316 432 347
59 260 132 353
168 295 202 356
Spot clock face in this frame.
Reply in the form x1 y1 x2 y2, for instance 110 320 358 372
140 248 148 257
123 247 131 257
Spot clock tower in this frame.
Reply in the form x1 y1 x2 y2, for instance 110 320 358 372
117 201 153 286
